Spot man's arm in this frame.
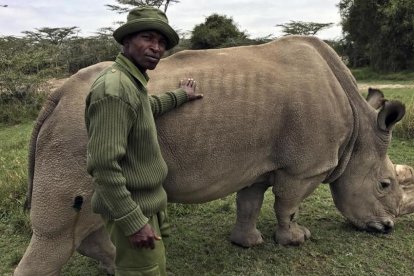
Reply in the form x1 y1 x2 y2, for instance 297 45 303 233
149 78 203 117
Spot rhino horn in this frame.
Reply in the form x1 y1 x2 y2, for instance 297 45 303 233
396 164 414 216
366 87 386 110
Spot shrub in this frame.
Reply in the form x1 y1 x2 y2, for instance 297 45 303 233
0 37 52 125
0 94 47 125
0 76 48 125
190 14 249 49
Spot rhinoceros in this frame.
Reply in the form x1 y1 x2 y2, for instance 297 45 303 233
15 36 414 275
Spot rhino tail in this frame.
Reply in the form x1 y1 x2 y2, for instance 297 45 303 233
24 87 66 210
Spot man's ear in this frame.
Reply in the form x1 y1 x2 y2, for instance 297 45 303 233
123 38 130 48
122 34 134 49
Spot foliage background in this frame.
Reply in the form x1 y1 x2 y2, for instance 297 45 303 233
2 0 414 125
339 0 414 72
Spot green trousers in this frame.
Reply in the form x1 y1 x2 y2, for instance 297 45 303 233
104 211 171 276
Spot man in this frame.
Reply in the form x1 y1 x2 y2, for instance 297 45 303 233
85 6 202 275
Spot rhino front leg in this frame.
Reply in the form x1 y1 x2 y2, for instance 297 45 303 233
230 181 271 247
274 198 311 246
273 171 321 246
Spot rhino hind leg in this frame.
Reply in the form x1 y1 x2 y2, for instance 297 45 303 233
230 181 270 247
14 232 75 276
76 226 115 275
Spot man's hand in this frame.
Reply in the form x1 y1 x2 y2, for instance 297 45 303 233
180 78 203 101
128 224 161 249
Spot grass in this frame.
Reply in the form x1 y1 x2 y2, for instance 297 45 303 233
352 67 414 84
0 123 32 233
1 84 414 275
0 123 33 275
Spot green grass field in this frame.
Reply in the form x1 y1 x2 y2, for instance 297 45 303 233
1 86 414 275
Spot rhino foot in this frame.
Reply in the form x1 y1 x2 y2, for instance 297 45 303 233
275 223 311 246
230 227 264 248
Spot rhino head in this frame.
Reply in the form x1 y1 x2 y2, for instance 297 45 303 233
329 90 414 233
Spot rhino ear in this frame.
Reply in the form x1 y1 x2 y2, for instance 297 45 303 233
366 87 385 109
377 100 405 131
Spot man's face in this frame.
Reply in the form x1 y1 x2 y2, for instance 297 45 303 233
123 30 168 72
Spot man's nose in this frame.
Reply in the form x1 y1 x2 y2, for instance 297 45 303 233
150 41 161 52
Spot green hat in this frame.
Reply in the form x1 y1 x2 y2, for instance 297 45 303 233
113 6 179 50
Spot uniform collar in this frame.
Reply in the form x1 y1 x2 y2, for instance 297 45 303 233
115 53 150 87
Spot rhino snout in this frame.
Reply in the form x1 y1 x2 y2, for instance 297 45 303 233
366 219 394 234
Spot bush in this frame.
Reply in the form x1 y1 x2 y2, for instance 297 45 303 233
0 74 48 125
190 14 249 49
0 36 51 125
0 93 47 126
63 36 119 74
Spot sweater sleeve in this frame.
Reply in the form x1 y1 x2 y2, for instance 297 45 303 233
86 96 149 235
149 88 189 117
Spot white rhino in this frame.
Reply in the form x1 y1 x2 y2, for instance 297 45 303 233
15 36 414 275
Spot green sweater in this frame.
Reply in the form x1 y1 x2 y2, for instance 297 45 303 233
85 53 188 236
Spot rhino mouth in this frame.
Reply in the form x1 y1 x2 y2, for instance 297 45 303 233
347 215 395 234
366 220 394 234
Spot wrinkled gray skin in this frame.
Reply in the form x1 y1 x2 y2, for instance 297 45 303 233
15 36 414 276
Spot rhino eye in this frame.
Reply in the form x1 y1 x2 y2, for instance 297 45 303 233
379 179 391 190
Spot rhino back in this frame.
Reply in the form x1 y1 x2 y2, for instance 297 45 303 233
148 36 355 203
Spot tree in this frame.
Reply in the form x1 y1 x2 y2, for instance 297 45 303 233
339 0 414 71
105 0 179 13
374 0 414 71
190 14 248 49
339 0 382 67
0 36 50 124
22 27 79 45
276 21 334 36
20 27 80 76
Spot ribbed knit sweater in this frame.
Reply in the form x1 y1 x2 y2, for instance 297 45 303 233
85 53 188 236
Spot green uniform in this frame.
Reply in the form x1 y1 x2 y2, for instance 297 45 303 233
85 53 188 275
